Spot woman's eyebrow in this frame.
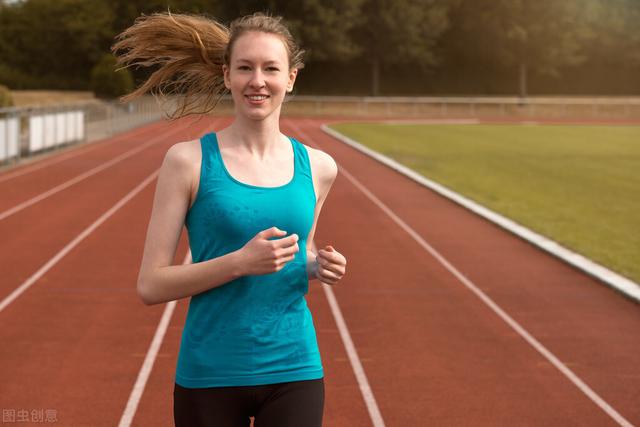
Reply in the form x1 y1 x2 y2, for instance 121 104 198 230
236 59 281 65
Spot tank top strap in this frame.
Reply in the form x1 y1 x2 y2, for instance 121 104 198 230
199 131 313 193
199 131 212 171
290 136 313 184
200 131 225 183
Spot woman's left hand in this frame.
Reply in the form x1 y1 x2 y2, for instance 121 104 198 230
315 245 346 285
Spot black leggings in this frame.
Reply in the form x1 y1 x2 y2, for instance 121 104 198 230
173 378 324 427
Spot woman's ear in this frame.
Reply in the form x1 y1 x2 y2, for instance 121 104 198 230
287 68 298 93
222 64 231 90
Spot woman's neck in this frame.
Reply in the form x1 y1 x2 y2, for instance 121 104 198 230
225 113 285 160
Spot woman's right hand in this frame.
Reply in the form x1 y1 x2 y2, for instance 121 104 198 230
238 227 299 275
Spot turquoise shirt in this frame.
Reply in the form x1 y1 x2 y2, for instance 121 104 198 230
175 131 324 387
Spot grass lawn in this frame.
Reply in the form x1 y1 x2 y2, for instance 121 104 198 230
329 122 640 284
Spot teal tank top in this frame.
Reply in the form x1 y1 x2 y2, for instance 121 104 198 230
175 131 323 387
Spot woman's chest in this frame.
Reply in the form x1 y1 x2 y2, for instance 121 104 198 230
191 187 316 245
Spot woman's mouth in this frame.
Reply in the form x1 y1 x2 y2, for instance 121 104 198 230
245 95 270 105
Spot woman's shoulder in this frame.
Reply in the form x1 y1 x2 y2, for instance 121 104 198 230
299 141 338 185
162 138 202 180
165 137 201 164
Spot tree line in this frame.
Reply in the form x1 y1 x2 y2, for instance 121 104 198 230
1 0 639 97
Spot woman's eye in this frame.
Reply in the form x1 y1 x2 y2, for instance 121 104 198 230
236 65 278 71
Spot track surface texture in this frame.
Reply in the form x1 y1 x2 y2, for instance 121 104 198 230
0 115 638 427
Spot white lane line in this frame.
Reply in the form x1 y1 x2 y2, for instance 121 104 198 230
0 170 159 314
320 271 386 427
118 119 219 427
117 250 190 427
0 119 189 222
287 120 386 427
0 120 168 184
321 124 640 304
304 120 634 427
0 116 212 312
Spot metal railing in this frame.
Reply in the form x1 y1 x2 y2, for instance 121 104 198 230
3 94 638 166
281 95 640 119
0 95 164 165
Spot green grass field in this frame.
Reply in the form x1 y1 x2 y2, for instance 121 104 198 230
329 122 640 284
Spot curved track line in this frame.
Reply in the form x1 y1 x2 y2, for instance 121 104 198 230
320 124 640 304
297 120 634 427
0 122 188 222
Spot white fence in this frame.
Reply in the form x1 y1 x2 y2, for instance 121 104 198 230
0 116 19 162
2 95 639 166
0 96 163 165
28 111 84 153
280 96 640 119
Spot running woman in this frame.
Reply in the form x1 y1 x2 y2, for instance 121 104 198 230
112 11 347 427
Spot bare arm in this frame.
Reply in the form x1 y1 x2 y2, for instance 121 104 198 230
136 142 244 305
305 148 339 281
137 142 300 305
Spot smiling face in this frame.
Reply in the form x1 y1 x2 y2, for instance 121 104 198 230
223 31 298 121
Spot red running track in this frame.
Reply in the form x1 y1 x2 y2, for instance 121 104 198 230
0 115 638 426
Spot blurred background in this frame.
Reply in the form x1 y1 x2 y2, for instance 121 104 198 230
1 0 639 103
1 3 639 425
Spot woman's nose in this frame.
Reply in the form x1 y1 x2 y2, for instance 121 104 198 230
249 69 266 88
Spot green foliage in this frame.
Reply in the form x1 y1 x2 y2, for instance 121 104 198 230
0 0 115 89
90 53 133 99
110 0 219 33
0 62 40 88
0 0 639 95
452 0 588 72
214 0 364 62
353 0 450 66
351 0 451 94
579 0 640 67
0 83 13 107
439 0 599 97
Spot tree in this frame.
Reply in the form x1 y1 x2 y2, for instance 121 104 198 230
441 0 593 99
90 53 133 99
579 0 640 67
214 0 363 63
0 0 115 88
351 0 450 95
110 0 221 34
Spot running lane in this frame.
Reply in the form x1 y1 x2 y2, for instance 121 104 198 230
286 117 639 426
129 120 373 426
0 116 220 425
0 119 172 211
1 116 638 426
0 116 217 303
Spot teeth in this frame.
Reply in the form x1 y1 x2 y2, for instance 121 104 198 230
247 95 267 100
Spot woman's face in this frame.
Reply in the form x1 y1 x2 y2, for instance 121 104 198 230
223 31 297 121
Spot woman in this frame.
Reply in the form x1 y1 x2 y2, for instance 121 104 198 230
112 11 347 427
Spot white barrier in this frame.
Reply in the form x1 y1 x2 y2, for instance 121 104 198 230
0 117 19 162
28 111 84 154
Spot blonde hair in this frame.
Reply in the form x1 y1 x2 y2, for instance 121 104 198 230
111 11 305 119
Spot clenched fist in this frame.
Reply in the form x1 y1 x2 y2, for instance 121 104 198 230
315 245 346 285
238 227 299 275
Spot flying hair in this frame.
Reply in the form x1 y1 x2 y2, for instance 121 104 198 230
111 10 305 120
